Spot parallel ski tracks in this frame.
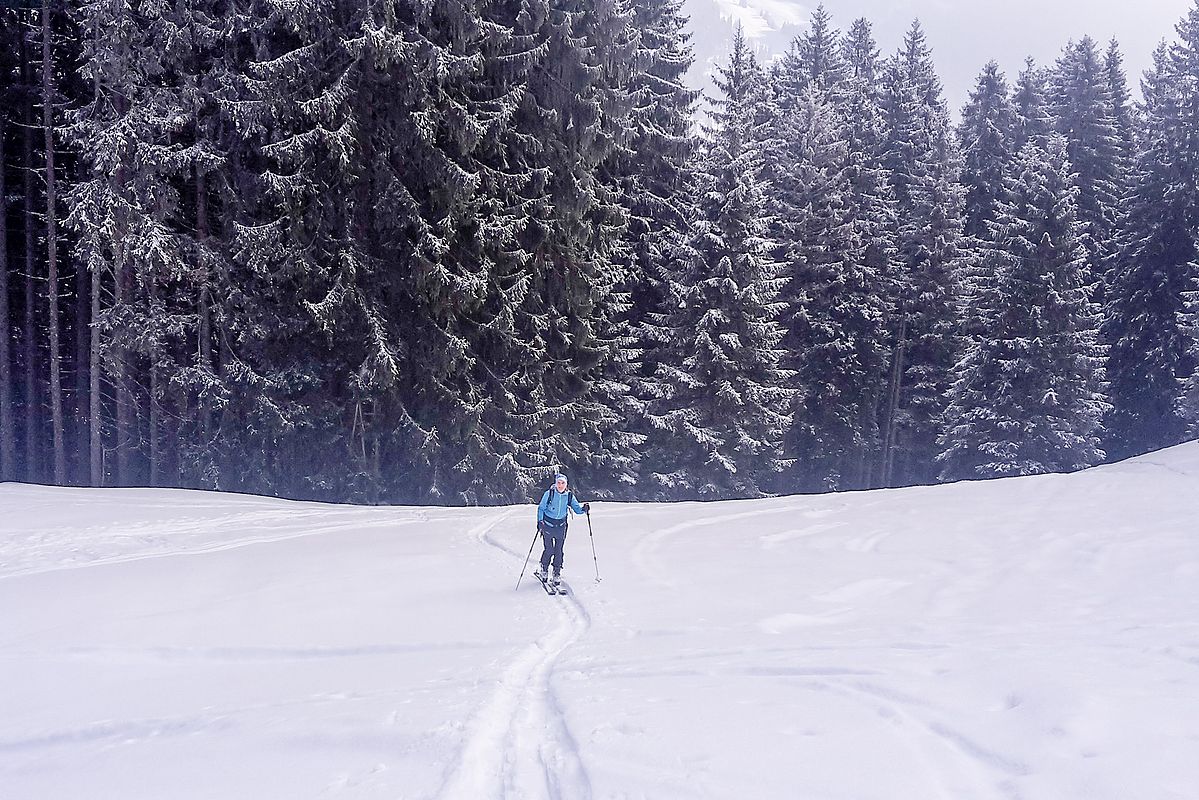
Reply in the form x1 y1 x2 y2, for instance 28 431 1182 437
438 509 593 800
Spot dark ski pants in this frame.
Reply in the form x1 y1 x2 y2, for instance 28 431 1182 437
539 519 568 573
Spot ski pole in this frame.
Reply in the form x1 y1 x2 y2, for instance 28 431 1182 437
586 510 602 583
516 525 542 591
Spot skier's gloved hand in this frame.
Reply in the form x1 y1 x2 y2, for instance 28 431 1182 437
582 503 591 514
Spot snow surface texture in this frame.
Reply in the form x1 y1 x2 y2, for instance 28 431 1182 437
2 446 1198 799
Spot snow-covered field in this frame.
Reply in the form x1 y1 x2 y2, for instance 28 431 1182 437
2 446 1198 799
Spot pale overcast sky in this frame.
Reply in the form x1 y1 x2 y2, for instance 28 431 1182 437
683 0 1196 114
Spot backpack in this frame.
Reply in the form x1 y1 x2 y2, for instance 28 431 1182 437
542 488 573 529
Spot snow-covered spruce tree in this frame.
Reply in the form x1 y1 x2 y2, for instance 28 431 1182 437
838 17 895 279
1104 31 1199 460
842 16 879 88
958 62 1016 242
768 16 837 244
169 0 646 503
167 2 238 491
67 0 138 487
622 0 698 220
476 0 641 499
955 62 1017 349
939 135 1107 479
877 21 966 486
329 0 507 503
771 88 888 492
837 18 899 488
767 11 891 492
212 0 385 500
437 0 569 504
1103 40 1137 198
225 0 546 503
619 0 701 492
772 3 846 111
1049 37 1124 297
69 0 231 489
354 0 638 504
414 0 603 504
201 0 463 500
644 25 793 499
1179 4 1199 436
798 4 847 101
128 3 230 489
1012 57 1053 152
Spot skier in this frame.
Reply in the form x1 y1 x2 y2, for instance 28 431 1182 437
534 473 590 591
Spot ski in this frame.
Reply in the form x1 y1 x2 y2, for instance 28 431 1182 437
537 572 567 595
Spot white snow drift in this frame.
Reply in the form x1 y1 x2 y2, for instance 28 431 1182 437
2 444 1198 799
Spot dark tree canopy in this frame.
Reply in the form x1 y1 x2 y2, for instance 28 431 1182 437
1 1 1197 503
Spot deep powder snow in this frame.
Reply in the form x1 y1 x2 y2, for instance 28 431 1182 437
2 445 1198 798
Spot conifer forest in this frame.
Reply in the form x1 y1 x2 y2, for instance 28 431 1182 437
1 1 1198 504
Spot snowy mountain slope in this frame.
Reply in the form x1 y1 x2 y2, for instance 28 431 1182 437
2 445 1198 799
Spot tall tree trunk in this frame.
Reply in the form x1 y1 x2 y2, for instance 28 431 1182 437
89 230 102 485
853 397 874 491
88 16 104 487
75 197 90 479
115 242 131 483
0 112 14 480
22 34 40 484
112 157 130 482
196 168 213 483
197 169 212 375
148 263 160 486
880 309 907 488
42 0 65 485
149 362 159 485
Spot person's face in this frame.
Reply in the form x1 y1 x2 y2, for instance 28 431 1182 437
556 477 568 492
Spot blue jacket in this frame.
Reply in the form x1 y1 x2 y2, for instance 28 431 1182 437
538 487 586 523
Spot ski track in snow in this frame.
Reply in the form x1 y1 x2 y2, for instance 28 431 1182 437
0 507 443 582
438 509 593 800
630 504 801 587
820 679 1011 800
5 447 1199 799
